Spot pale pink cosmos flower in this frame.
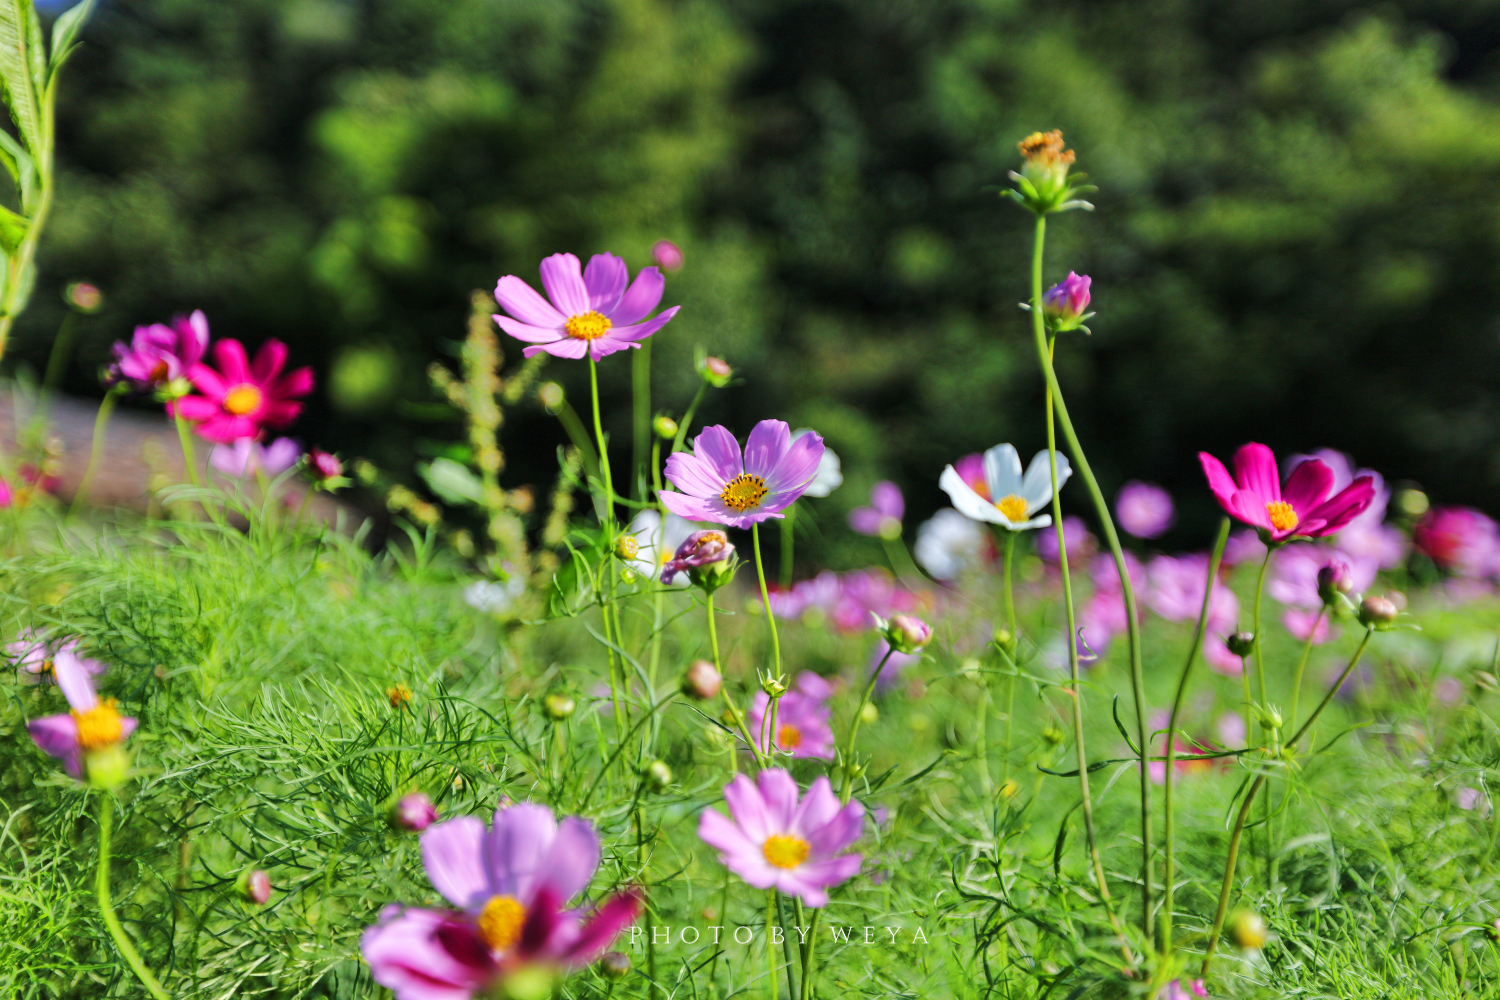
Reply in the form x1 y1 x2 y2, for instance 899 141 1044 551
849 481 904 538
1116 481 1176 539
1035 515 1096 565
362 802 640 1000
1199 443 1374 542
748 672 834 760
1146 554 1241 674
698 769 864 907
661 421 824 529
9 632 106 686
27 648 136 778
769 570 843 620
831 568 918 632
210 437 303 478
493 252 680 362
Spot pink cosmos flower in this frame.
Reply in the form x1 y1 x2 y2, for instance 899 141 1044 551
661 421 824 529
9 632 106 686
27 648 136 778
1414 507 1499 577
175 339 314 444
362 802 640 1000
831 568 918 632
210 437 302 478
769 570 843 620
651 240 684 272
1116 481 1176 539
951 453 989 499
748 672 834 759
849 481 904 538
698 769 864 908
493 252 680 362
1146 554 1239 633
1199 443 1375 542
107 310 209 392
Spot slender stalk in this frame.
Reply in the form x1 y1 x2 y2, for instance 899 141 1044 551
173 410 201 489
1161 517 1230 953
632 340 652 500
1029 215 1129 952
1002 530 1017 784
1249 547 1274 873
588 356 616 528
765 889 779 1000
752 524 783 681
95 796 171 1000
69 389 119 517
844 647 894 804
1201 627 1376 978
777 891 798 1000
1287 606 1324 736
799 910 822 1000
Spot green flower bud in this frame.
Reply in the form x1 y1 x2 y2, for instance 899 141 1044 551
600 951 632 980
543 692 576 721
859 702 878 724
1230 909 1268 950
1227 632 1255 657
1358 596 1398 628
614 534 640 561
645 760 673 792
653 416 678 440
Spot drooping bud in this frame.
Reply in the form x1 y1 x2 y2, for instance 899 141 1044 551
699 356 732 388
1040 272 1092 332
653 415 678 440
614 534 640 561
1227 632 1256 657
645 759 673 792
661 530 736 589
651 240 684 272
600 951 632 980
390 792 438 832
1358 595 1398 628
543 692 577 721
681 660 722 700
1230 909 1269 950
238 869 272 906
65 281 103 313
537 382 565 410
884 614 932 655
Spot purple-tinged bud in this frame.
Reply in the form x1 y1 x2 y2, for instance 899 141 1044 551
661 530 736 589
238 869 272 905
390 792 437 832
681 659 722 700
1041 272 1092 331
651 240 684 272
1227 632 1255 657
600 951 632 979
306 448 350 491
884 614 932 655
653 415 678 440
1358 595 1398 627
700 356 732 388
65 281 103 314
1317 558 1354 605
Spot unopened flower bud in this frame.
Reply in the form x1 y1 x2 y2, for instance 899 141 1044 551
307 448 349 490
238 869 272 906
600 951 632 980
700 356 732 387
543 692 576 721
390 792 437 832
651 240 684 272
661 530 736 589
992 628 1014 653
65 281 103 313
761 673 788 698
645 759 673 792
999 779 1021 802
387 683 413 709
1317 558 1353 605
614 534 640 560
1042 723 1066 747
681 660 722 700
859 702 878 724
653 415 678 440
537 382 564 410
1258 705 1283 731
1358 596 1398 627
1227 632 1255 657
1230 909 1268 950
884 614 932 655
1041 272 1092 332
1395 487 1429 518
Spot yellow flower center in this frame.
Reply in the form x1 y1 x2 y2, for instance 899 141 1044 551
477 894 526 951
1265 501 1299 533
996 494 1029 522
762 833 810 870
71 698 123 751
564 311 612 341
777 723 802 749
720 474 768 512
223 385 263 415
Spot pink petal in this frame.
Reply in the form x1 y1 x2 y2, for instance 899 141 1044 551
657 490 725 524
1227 490 1273 532
871 481 904 520
582 253 628 315
183 310 210 363
421 816 493 910
1281 457 1333 514
119 716 138 741
756 768 800 830
273 366 315 401
692 426 744 483
28 714 81 774
1198 452 1238 512
251 340 289 383
534 815 600 905
213 339 251 386
258 402 302 429
362 907 495 1000
487 803 560 901
1303 477 1376 537
493 316 563 344
539 253 589 317
604 306 679 343
52 649 99 712
788 775 841 836
765 430 823 497
560 890 642 966
1231 443 1280 503
607 266 665 326
494 275 566 328
662 452 727 500
699 806 765 868
848 509 884 536
721 773 773 842
743 420 791 481
186 364 228 401
516 883 563 957
805 802 863 859
586 337 641 362
522 339 589 360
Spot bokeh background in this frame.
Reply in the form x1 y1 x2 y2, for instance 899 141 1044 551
14 0 1500 567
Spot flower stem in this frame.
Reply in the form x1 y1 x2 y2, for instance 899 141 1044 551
96 795 171 1000
1201 626 1376 979
844 647 894 804
173 410 201 489
765 889 779 1000
1161 516 1231 954
588 355 616 528
752 524 783 682
1287 606 1323 739
632 339 652 501
777 891 798 1000
1002 530 1017 785
799 909 822 1000
69 388 119 518
1249 547 1273 874
1029 215 1132 956
669 383 709 455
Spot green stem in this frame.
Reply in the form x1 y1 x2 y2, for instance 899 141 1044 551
1287 606 1324 737
69 389 119 518
1249 547 1273 874
96 796 171 1000
844 648 894 804
1201 627 1376 979
173 409 201 489
777 891 798 1000
766 889 779 1000
632 340 651 501
799 910 822 1000
1161 517 1231 954
1002 530 1017 785
752 524 783 682
881 534 923 582
1030 216 1130 954
588 355 616 528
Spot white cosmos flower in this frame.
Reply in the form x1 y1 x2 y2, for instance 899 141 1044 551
626 509 702 587
939 445 1070 531
915 508 985 580
793 428 842 498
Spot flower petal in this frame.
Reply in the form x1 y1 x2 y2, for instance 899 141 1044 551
805 801 863 859
52 649 99 712
789 775 840 837
603 305 679 343
1281 457 1333 515
871 481 904 520
540 253 589 317
186 363 228 401
523 338 590 360
692 426 744 483
583 253 628 315
487 802 558 902
1232 443 1281 504
663 452 728 500
213 339 251 386
272 366 315 401
494 316 562 344
537 816 600 904
1198 452 1239 513
586 337 641 361
765 430 823 498
1303 477 1376 537
658 490 724 524
607 266 665 326
983 444 1025 500
756 768 800 831
27 714 80 773
744 420 791 481
560 890 643 966
421 816 493 910
1021 450 1070 512
495 275 567 328
250 339 289 384
721 773 773 841
939 467 1005 525
362 907 496 1000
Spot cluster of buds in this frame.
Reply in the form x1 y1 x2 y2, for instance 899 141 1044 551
1003 130 1096 216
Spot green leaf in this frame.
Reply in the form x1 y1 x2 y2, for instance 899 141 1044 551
22 0 41 99
416 457 483 505
48 0 93 73
0 127 34 205
541 531 605 620
0 0 42 154
0 202 28 253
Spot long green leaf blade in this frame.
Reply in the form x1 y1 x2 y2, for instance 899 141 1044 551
0 0 41 154
48 0 92 73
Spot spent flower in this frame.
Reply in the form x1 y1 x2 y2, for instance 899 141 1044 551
1004 129 1095 215
493 252 679 362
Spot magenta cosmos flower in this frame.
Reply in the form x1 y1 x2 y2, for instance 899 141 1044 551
362 801 641 1000
175 339 314 444
1199 443 1374 542
661 421 824 529
493 252 680 362
749 671 834 760
849 481 904 538
1414 507 1499 577
27 647 136 779
698 769 864 907
108 310 209 392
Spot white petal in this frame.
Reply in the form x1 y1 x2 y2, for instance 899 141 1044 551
1022 450 1071 513
940 466 1006 525
983 444 1025 501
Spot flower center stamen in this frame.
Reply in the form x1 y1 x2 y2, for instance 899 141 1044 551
1266 501 1299 533
762 833 810 870
477 894 526 951
564 311 612 341
71 699 123 751
777 723 802 749
720 474 768 512
148 360 171 383
996 494 1029 522
223 385 263 415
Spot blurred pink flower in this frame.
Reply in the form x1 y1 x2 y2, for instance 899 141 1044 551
107 310 209 391
849 481 904 538
769 570 842 620
1035 515 1096 565
1116 481 1175 539
210 437 302 478
1288 449 1406 568
1268 544 1376 611
651 240 684 271
176 339 314 443
26 648 136 779
748 672 834 760
1221 528 1267 568
1414 507 1498 577
493 252 679 362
